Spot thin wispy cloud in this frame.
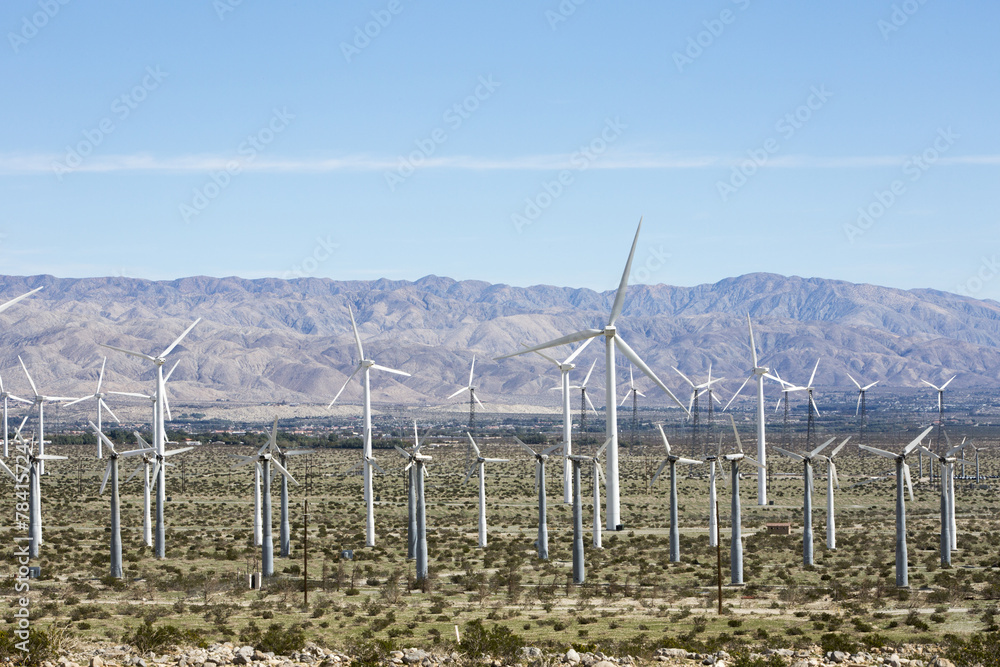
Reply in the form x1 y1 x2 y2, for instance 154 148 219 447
0 152 998 175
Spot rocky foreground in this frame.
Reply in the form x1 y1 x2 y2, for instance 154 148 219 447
44 641 961 667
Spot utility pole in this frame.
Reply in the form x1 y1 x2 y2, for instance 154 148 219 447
303 498 308 606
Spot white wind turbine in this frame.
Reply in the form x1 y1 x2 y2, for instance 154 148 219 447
395 425 432 581
124 436 155 547
774 436 836 566
101 317 201 558
820 437 851 550
652 424 702 563
580 437 612 548
920 437 967 566
725 315 781 506
528 336 597 503
65 357 121 458
567 359 599 434
18 355 78 475
515 437 563 560
620 365 646 446
261 418 312 558
922 375 956 483
90 424 153 578
847 374 878 448
496 219 688 531
859 425 934 587
725 415 766 585
566 437 611 583
329 306 410 548
13 416 67 558
464 433 509 548
0 370 31 457
448 356 485 436
232 424 298 578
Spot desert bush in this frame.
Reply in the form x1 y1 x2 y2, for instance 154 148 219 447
238 621 305 655
945 633 1000 667
459 619 523 663
820 632 858 654
122 620 203 654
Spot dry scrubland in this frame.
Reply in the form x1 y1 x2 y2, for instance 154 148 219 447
4 435 1000 662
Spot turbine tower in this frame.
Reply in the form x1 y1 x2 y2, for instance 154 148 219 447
496 219 688 531
101 317 201 558
566 437 611 580
725 315 779 506
90 424 153 578
328 306 410 548
726 415 766 584
14 417 67 558
774 436 836 566
652 424 702 563
515 437 562 560
922 375 956 483
65 357 121 458
859 426 934 587
261 417 312 558
464 433 509 548
396 421 432 576
820 437 850 550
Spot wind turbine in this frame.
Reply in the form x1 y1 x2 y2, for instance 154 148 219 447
567 359 599 434
652 424 702 563
580 437 612 548
726 415 766 584
18 355 78 475
0 371 31 457
231 430 297 577
464 433 509 548
395 421 432 578
674 365 724 460
530 336 596 503
65 357 121 459
123 436 155 547
515 437 563 560
725 315 781 506
707 435 723 548
496 219 688 531
820 437 851 550
328 305 410 548
774 436 836 566
847 374 878 449
620 365 646 448
919 439 966 566
261 418 312 558
922 375 956 483
859 425 934 587
566 437 611 582
101 317 201 558
448 356 484 437
90 423 153 578
13 417 67 558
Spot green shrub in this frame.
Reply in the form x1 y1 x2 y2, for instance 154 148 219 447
820 633 858 654
0 626 58 666
945 633 1000 667
238 621 305 656
122 620 203 654
459 620 523 663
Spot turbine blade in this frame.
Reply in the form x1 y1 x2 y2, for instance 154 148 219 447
614 334 687 414
367 457 386 476
473 393 485 409
88 421 118 455
582 359 597 386
774 447 805 462
858 444 897 459
830 461 839 489
447 386 469 400
271 459 299 485
808 358 820 388
466 432 481 458
904 463 914 501
371 363 411 377
810 437 836 459
677 457 702 466
17 356 38 397
724 375 753 411
347 305 364 360
651 459 669 485
514 437 536 457
595 436 612 458
99 399 121 424
673 367 696 388
744 455 766 470
563 335 596 365
328 365 362 407
829 436 851 459
0 458 15 480
99 343 156 362
608 217 643 327
856 392 863 416
159 318 201 358
0 286 42 314
585 392 598 415
469 355 476 387
495 329 604 361
940 375 956 390
728 414 744 453
656 423 671 455
163 446 193 457
903 426 936 455
100 462 112 495
846 373 861 390
747 314 759 368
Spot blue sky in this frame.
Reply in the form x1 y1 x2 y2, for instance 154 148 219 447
2 1 998 299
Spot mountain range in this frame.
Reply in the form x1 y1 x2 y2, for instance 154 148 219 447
0 273 997 419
